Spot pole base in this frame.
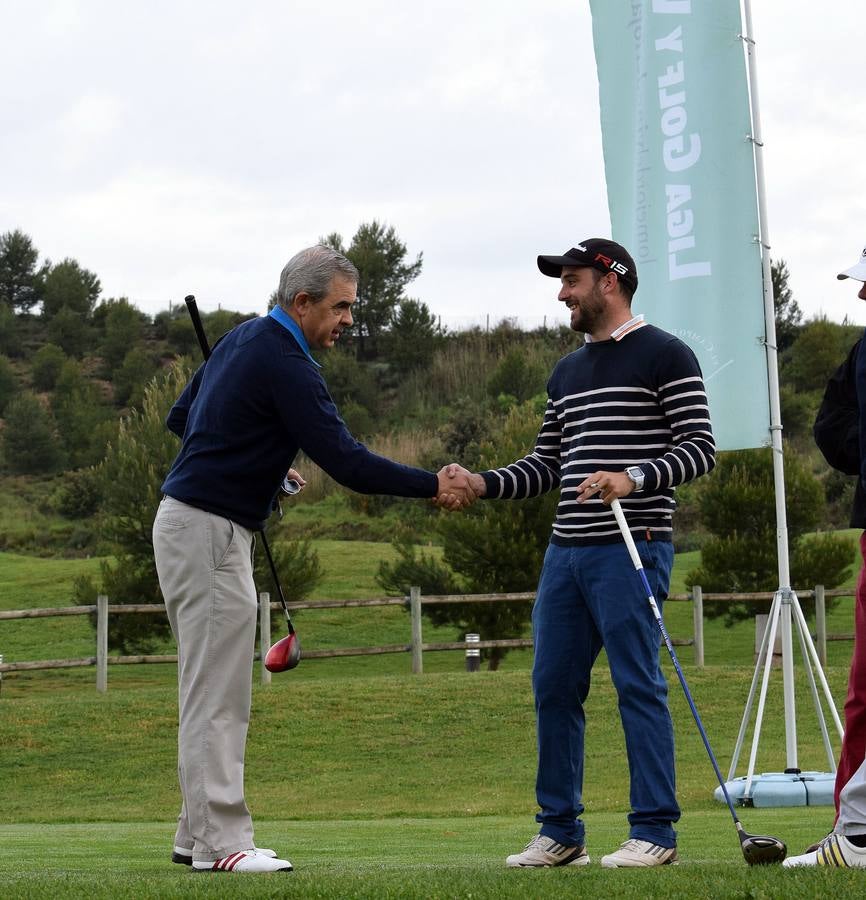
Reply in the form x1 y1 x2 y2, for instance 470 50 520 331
715 772 835 807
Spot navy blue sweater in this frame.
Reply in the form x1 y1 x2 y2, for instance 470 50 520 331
161 316 438 530
481 324 715 544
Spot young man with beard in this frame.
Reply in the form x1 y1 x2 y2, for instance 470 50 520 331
447 238 715 868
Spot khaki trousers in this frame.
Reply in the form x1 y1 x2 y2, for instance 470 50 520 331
153 496 258 862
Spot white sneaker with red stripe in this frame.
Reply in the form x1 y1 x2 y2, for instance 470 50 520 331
173 845 277 865
192 849 293 872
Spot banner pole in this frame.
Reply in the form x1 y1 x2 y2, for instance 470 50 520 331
742 0 798 769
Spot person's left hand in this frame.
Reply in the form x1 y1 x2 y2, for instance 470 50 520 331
287 468 306 488
575 470 633 505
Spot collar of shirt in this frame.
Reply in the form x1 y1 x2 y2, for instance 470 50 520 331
268 306 322 368
584 313 647 344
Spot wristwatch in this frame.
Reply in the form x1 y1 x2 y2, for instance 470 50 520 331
625 466 645 491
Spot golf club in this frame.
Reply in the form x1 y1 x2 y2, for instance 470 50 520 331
610 497 786 866
184 294 300 672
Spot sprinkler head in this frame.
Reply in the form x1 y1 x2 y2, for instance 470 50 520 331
265 632 301 672
737 823 787 865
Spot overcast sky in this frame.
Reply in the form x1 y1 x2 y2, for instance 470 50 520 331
2 1 864 330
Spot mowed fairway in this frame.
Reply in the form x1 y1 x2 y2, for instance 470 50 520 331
0 665 862 898
2 537 864 897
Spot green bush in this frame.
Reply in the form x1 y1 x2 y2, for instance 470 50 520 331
31 343 66 391
2 391 65 474
56 467 103 519
686 447 854 624
0 353 18 413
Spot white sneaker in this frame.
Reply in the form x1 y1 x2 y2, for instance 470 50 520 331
601 839 678 867
505 834 590 867
192 850 293 872
783 833 866 868
173 844 278 864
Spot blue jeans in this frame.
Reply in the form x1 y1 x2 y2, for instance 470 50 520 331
532 540 679 848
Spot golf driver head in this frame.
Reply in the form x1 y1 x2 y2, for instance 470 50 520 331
737 823 787 865
264 632 301 672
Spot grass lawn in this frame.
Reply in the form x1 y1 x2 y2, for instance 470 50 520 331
1 529 863 897
0 666 860 897
1 812 863 899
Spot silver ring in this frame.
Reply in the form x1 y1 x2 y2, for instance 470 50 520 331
590 482 600 488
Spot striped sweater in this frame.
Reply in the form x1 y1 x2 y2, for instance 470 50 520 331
480 323 715 545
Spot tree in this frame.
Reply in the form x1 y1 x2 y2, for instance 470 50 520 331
41 257 101 318
51 359 113 468
31 343 67 391
113 347 159 408
0 302 16 355
0 229 46 313
47 305 91 357
772 259 803 352
686 447 854 625
1 391 65 474
98 298 145 371
386 298 442 375
487 348 547 406
323 222 423 358
0 353 17 414
781 318 858 394
379 398 555 669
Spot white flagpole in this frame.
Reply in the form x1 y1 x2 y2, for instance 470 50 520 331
741 0 798 768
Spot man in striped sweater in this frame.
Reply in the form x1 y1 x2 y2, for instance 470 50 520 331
453 239 715 868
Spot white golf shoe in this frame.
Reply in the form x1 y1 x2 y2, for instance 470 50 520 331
505 834 590 867
173 844 278 864
192 849 293 872
601 838 678 867
783 833 866 868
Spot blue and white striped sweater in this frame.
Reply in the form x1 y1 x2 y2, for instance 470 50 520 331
480 324 715 545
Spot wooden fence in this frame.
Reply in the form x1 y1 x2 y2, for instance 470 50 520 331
0 586 855 693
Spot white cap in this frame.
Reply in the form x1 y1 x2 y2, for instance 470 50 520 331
837 245 866 282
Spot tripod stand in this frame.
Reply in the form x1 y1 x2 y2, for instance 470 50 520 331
725 587 844 803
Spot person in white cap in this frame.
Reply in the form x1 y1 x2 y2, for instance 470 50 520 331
788 244 866 867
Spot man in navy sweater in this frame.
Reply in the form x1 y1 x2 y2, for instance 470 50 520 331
448 239 715 869
153 245 475 873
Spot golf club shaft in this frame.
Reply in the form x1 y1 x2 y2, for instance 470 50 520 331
610 499 741 826
183 294 297 636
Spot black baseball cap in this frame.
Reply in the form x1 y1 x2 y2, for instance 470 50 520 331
537 238 638 292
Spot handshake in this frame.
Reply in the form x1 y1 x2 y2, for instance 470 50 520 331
434 464 486 511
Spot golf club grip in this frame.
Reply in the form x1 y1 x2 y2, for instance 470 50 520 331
610 499 644 571
184 294 211 361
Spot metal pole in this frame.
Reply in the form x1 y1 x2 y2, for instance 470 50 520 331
410 587 423 674
259 592 271 686
96 594 108 693
742 0 797 770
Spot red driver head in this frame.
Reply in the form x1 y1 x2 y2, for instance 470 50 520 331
265 633 301 672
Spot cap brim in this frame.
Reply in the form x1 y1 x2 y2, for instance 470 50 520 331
837 262 866 281
537 254 581 278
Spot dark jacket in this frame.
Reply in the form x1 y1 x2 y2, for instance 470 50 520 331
813 338 866 527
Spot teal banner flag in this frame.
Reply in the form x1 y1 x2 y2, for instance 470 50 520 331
589 0 769 450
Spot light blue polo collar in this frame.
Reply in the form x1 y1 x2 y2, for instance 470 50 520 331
268 306 322 368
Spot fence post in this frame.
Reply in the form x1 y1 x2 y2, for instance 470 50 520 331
259 592 272 685
96 594 108 693
465 634 480 672
410 586 423 674
692 585 704 668
815 585 826 667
